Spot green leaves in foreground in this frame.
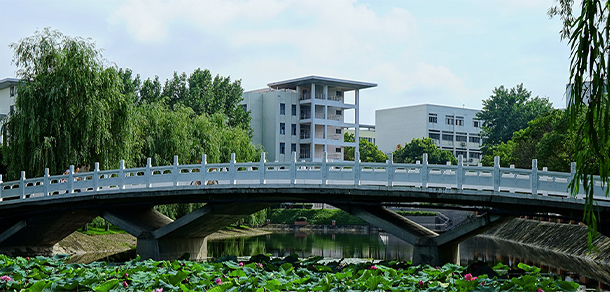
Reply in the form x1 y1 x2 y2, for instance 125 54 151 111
0 254 579 291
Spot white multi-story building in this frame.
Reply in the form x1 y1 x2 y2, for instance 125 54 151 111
241 76 376 162
346 124 376 144
375 104 483 164
0 78 18 118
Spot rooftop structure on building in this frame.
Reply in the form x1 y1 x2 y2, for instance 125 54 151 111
242 75 376 162
376 104 483 165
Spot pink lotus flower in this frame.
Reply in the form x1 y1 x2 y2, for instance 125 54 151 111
26 257 29 261
238 262 244 267
215 278 223 285
418 280 424 287
122 281 128 288
124 273 129 278
369 265 378 270
537 289 545 292
151 289 163 292
464 273 477 281
0 275 13 282
256 263 263 268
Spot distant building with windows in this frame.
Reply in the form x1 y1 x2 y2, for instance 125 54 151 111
375 104 482 164
346 124 376 144
0 78 18 118
241 76 377 162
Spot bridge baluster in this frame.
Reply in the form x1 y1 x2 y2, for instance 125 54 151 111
493 156 500 193
44 168 50 196
68 165 74 194
230 153 236 185
172 156 178 187
0 174 2 202
570 162 576 194
421 153 428 189
354 151 361 186
387 153 394 187
119 160 126 190
146 158 152 188
322 152 327 185
94 162 100 191
20 171 25 199
260 152 266 185
200 154 207 186
290 152 296 184
457 155 463 190
531 159 538 196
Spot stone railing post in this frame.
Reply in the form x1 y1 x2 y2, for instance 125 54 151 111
172 156 179 187
93 162 100 191
421 153 428 189
291 152 297 184
531 159 538 195
457 155 463 190
0 175 3 202
68 165 75 193
569 161 576 194
260 152 266 184
44 168 50 196
146 158 152 188
200 154 207 186
493 156 500 193
119 160 126 190
229 153 236 185
387 153 394 187
354 151 361 186
322 152 328 185
20 171 26 199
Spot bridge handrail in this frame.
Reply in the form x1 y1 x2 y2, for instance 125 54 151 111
0 151 605 204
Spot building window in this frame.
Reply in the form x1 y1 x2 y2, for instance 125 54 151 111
445 115 454 125
9 86 15 97
291 104 297 116
456 116 464 126
291 143 297 153
429 132 440 140
456 135 467 142
442 134 453 141
336 91 342 97
280 123 285 135
336 110 341 115
469 136 481 143
473 120 480 128
428 113 437 123
280 103 285 115
241 104 247 112
456 150 467 157
280 143 285 154
335 147 342 153
291 124 297 136
9 105 15 113
336 128 341 134
470 152 481 159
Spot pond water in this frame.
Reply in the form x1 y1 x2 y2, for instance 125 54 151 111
208 232 610 285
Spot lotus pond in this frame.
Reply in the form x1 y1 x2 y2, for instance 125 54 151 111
0 254 580 292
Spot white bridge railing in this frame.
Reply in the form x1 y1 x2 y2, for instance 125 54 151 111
0 152 606 204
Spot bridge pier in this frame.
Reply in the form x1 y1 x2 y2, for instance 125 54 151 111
336 204 512 266
101 203 273 261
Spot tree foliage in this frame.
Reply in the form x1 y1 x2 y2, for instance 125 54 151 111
3 28 132 179
549 0 610 240
343 132 388 162
476 84 553 152
393 138 457 165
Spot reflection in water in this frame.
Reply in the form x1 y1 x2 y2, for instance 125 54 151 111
209 232 610 285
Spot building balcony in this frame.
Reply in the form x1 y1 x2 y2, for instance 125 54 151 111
315 152 342 160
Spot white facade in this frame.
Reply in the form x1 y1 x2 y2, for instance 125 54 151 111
346 124 376 144
376 104 483 164
242 76 376 162
0 78 18 117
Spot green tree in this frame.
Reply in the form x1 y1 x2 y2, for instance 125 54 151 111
477 84 553 152
139 76 163 104
3 28 133 179
550 0 610 240
343 132 388 162
480 141 517 167
393 138 457 165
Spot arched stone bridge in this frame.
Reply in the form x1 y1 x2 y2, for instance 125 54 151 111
0 152 608 266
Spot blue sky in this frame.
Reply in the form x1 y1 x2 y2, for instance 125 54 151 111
0 0 570 125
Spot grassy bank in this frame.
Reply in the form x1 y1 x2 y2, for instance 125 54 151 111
267 209 436 225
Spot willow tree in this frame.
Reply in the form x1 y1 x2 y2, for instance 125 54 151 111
3 28 132 179
550 0 610 241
